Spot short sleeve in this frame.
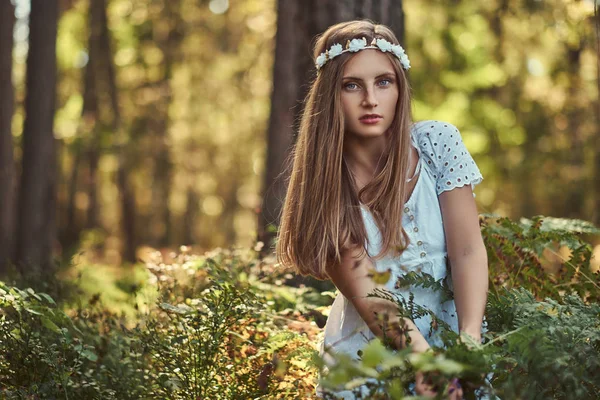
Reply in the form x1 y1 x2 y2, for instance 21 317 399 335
415 120 483 197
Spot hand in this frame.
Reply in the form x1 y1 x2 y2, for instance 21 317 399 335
414 370 438 398
412 343 464 399
457 330 490 397
447 377 464 400
458 330 482 350
415 371 464 399
411 341 437 397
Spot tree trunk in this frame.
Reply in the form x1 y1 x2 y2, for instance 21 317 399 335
62 0 101 248
223 163 239 246
150 0 182 248
77 0 136 263
593 3 600 225
0 0 15 272
96 0 136 263
118 159 136 263
15 0 59 271
258 0 298 249
563 43 585 218
183 188 198 246
84 0 105 231
258 0 406 250
64 140 82 246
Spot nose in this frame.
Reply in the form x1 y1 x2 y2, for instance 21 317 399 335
362 86 378 107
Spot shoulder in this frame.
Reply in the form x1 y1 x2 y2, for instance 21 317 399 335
411 119 464 169
411 120 461 144
412 120 483 196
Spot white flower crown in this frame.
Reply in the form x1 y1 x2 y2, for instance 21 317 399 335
315 37 410 71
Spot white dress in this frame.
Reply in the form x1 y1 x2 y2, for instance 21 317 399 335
316 120 497 399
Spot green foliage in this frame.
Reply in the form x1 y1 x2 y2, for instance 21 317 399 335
481 214 600 303
1 215 599 399
395 269 455 303
140 280 270 398
139 247 321 398
0 282 134 399
486 287 600 399
0 246 322 399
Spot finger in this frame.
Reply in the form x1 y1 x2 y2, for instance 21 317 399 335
448 389 460 400
417 374 436 388
416 382 436 392
448 386 463 400
448 386 456 398
416 383 437 397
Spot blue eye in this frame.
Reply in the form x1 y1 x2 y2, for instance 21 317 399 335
344 82 359 90
378 79 392 86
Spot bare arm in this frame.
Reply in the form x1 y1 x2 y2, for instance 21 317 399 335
439 185 489 339
326 243 431 353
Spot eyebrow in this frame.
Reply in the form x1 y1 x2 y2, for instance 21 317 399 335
342 72 395 81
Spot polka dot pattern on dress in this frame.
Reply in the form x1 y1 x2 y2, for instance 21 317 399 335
415 120 483 196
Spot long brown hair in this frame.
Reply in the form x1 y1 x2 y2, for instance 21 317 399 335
276 20 414 280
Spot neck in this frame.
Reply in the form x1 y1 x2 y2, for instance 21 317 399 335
343 135 389 185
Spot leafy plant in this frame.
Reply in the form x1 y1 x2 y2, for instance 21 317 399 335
0 215 598 399
481 214 600 303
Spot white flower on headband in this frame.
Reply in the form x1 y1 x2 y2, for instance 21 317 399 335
347 37 367 52
316 52 327 68
399 53 411 69
315 37 410 71
391 44 405 58
375 38 393 52
391 44 410 69
328 43 343 58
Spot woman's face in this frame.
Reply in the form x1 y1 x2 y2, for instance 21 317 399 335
340 49 399 141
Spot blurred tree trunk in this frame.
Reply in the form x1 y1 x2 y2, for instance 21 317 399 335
86 0 114 231
80 0 137 263
258 0 406 250
118 159 136 263
15 0 59 270
183 188 199 246
258 0 297 250
91 0 136 264
86 140 100 229
62 0 116 254
150 0 183 248
223 162 239 245
594 3 599 226
0 0 15 271
563 42 585 218
63 1 101 248
64 140 82 245
486 0 538 218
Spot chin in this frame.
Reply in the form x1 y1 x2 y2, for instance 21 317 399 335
351 129 387 139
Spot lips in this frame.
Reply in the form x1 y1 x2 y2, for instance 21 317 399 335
359 114 383 125
359 114 382 120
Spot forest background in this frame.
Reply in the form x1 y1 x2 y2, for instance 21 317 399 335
0 0 599 398
0 0 599 273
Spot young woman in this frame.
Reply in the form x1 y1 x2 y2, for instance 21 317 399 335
276 20 494 399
